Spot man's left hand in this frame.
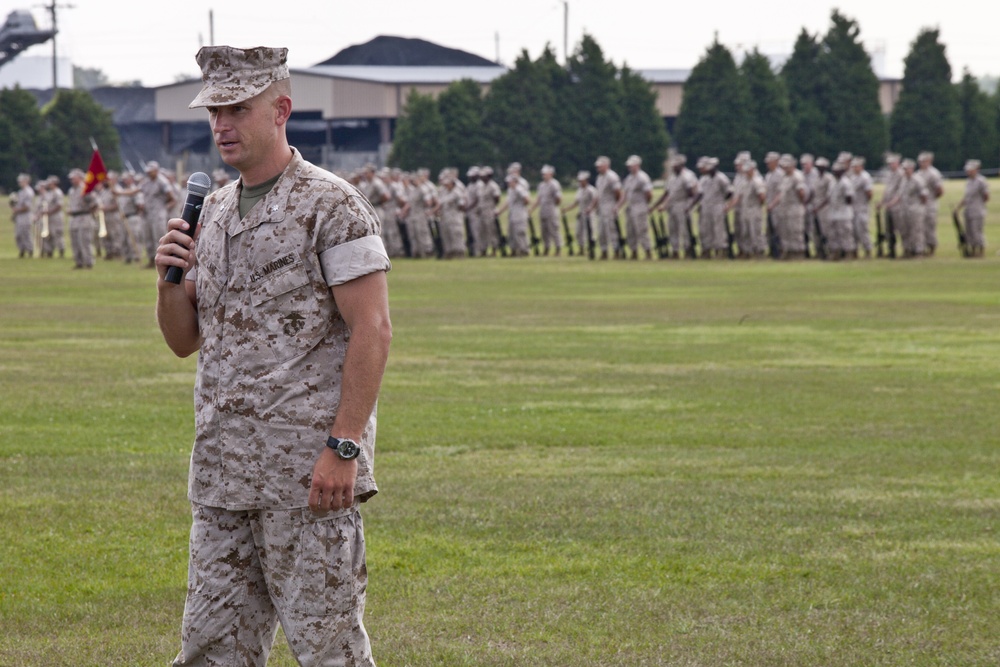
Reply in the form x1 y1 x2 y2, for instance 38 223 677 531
308 449 358 513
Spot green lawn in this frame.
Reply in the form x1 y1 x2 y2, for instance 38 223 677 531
1 183 998 666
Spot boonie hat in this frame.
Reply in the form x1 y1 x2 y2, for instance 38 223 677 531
189 46 290 109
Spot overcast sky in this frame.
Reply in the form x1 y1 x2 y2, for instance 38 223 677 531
11 0 1000 87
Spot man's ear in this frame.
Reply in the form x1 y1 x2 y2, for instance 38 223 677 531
275 96 292 126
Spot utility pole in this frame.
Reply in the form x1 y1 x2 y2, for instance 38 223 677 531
39 1 74 90
563 1 569 65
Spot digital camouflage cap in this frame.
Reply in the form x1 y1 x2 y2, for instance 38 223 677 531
189 46 290 109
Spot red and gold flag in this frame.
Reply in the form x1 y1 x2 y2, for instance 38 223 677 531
83 149 107 194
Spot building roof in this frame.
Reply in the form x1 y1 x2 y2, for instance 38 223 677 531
636 69 692 84
316 35 498 67
302 64 507 85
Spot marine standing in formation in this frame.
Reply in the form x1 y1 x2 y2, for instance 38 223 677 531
11 174 34 258
620 155 654 260
955 159 990 257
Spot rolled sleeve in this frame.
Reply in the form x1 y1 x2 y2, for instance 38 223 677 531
319 235 391 286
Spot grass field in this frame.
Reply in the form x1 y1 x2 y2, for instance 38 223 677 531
1 181 998 666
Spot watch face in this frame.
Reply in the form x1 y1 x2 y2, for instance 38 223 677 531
337 439 360 460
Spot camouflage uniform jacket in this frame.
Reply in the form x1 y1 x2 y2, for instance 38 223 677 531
189 148 391 511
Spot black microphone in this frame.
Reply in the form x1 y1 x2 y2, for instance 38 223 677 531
164 171 212 285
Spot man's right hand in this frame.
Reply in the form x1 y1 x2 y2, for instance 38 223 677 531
155 217 197 285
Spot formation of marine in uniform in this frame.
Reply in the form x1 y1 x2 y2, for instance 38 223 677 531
345 151 991 262
10 152 989 263
6 163 233 268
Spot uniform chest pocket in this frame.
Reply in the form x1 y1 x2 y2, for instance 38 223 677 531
249 260 327 363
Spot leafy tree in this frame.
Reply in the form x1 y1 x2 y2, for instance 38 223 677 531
674 40 750 167
890 28 961 169
781 30 827 156
43 89 122 172
0 114 22 191
955 71 999 166
437 79 492 174
73 66 109 90
819 10 887 161
389 88 447 174
482 50 558 178
0 86 48 179
741 49 794 159
618 65 670 178
564 34 625 171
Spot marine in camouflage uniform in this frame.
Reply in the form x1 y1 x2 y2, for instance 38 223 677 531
156 46 390 667
653 155 699 259
877 154 904 255
140 161 177 266
12 174 34 257
464 166 481 256
768 154 807 258
955 160 990 257
400 168 437 258
849 157 873 258
530 165 563 255
497 172 532 256
727 159 765 258
587 156 623 259
96 172 126 260
619 155 653 259
694 157 731 259
476 167 502 256
562 171 596 257
800 154 819 257
917 152 943 256
432 170 468 258
66 169 98 269
42 176 67 258
892 159 929 258
826 159 855 259
811 157 836 258
116 171 145 264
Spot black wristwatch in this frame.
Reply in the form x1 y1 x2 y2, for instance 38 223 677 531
326 436 361 460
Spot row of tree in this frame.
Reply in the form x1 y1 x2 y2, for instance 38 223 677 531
391 11 1000 181
390 35 669 183
0 87 121 190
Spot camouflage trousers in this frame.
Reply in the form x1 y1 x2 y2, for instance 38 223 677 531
853 208 872 252
69 214 95 268
540 211 561 251
667 205 691 257
625 206 651 252
924 202 939 251
173 502 374 667
965 212 985 249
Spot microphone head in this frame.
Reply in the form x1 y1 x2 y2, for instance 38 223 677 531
186 171 212 198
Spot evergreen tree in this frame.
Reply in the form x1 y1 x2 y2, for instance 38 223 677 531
531 46 574 180
741 49 795 159
889 28 961 170
781 30 827 156
482 50 558 178
437 79 492 174
674 40 750 167
42 89 121 172
955 71 999 166
819 11 887 161
389 88 447 174
565 34 626 171
618 65 670 178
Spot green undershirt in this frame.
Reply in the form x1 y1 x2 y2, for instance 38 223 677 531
239 173 281 219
